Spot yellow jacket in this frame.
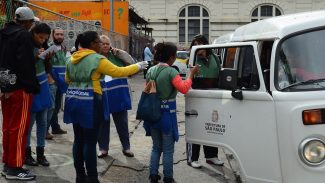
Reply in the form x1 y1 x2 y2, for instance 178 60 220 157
65 49 139 94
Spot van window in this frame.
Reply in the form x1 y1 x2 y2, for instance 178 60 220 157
276 29 325 91
192 48 220 89
192 46 260 90
223 47 237 69
237 46 260 90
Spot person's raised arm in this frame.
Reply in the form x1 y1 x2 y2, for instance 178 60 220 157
97 58 148 77
172 65 199 94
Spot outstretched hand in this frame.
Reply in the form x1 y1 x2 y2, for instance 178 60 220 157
137 61 149 70
189 64 199 79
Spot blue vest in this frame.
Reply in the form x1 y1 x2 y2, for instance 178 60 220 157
64 53 105 128
30 71 52 112
30 48 52 112
101 77 131 114
51 49 68 93
143 100 179 142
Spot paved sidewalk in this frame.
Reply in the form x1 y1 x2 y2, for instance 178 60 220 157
0 73 238 183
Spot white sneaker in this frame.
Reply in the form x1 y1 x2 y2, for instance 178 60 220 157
189 161 202 168
206 157 224 166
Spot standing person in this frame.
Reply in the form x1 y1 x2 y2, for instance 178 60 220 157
97 35 134 158
46 27 68 140
25 23 52 167
186 34 224 168
0 7 39 180
143 43 153 78
144 42 199 183
64 31 148 183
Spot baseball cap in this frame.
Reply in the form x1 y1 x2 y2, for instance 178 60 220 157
15 7 38 21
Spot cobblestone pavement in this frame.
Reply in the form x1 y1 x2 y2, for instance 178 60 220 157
0 73 238 183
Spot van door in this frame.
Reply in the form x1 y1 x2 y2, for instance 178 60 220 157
185 42 282 183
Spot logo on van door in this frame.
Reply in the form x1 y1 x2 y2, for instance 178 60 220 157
204 110 226 135
212 110 219 122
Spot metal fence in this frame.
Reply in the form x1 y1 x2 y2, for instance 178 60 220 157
0 0 154 59
0 0 129 52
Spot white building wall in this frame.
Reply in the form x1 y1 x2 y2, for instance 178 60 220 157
129 0 325 46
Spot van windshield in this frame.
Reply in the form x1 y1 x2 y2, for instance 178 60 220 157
276 29 325 91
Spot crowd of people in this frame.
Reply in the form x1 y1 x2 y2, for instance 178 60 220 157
0 6 224 183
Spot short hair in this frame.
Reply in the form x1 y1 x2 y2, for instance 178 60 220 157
153 42 177 63
100 35 110 43
52 27 64 35
75 31 98 50
31 23 51 35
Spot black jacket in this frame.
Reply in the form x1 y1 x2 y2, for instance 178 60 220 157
0 21 39 94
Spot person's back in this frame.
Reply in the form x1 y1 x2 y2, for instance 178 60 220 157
142 42 199 183
0 22 39 93
0 6 39 181
144 45 153 62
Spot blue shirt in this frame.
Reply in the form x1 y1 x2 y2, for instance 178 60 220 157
144 47 153 61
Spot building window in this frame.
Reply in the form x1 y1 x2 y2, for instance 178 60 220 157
251 4 282 22
178 5 209 44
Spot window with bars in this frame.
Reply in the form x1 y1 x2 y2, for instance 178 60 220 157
178 5 209 44
251 4 282 22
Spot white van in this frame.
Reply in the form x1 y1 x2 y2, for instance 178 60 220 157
185 11 325 183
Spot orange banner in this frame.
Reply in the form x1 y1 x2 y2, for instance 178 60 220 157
30 1 128 36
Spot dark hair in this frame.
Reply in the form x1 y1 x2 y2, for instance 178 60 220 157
153 42 177 63
52 27 63 34
189 34 209 49
30 23 51 35
75 31 99 50
189 34 212 55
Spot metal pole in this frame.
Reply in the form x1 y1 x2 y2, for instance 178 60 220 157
5 0 13 22
110 0 114 32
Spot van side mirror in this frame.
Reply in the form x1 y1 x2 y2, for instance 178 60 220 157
218 69 237 90
231 89 243 100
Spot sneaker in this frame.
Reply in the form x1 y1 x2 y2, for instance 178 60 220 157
97 151 108 158
188 161 202 168
52 128 67 134
163 177 177 183
25 156 38 166
5 167 36 180
1 165 8 177
45 131 54 140
122 149 134 157
206 157 224 166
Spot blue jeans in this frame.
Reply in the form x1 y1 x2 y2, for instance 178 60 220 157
149 128 175 179
47 84 56 130
27 109 48 147
73 94 103 178
47 84 62 131
98 110 130 151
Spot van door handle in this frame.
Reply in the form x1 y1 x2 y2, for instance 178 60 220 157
185 110 198 116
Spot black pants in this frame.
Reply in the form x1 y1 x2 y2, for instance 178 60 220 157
186 143 218 162
73 94 103 178
143 61 153 79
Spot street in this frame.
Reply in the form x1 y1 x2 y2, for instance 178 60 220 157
0 73 238 183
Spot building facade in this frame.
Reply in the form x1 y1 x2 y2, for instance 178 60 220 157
129 0 325 48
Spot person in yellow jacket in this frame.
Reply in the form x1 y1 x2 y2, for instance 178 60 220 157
63 31 148 183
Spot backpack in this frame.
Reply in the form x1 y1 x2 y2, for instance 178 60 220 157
136 67 174 124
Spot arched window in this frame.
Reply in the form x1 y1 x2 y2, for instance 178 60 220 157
251 4 282 22
179 5 209 44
